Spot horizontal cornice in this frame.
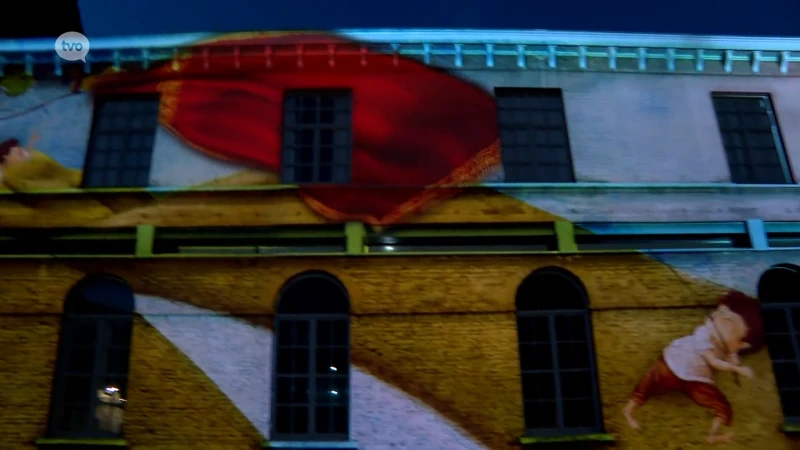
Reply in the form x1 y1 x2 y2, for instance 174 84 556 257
0 29 797 76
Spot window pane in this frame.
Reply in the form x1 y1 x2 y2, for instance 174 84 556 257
315 406 332 434
277 319 294 346
276 348 309 375
291 406 309 434
57 404 91 432
554 315 587 341
316 347 348 375
71 321 98 346
519 343 554 371
523 401 558 429
781 390 800 417
521 372 556 401
107 318 132 346
315 376 348 406
66 348 96 373
275 406 292 434
63 376 94 403
105 347 130 375
559 370 594 399
557 342 591 370
766 334 797 360
96 385 127 434
278 320 310 346
562 398 598 428
773 362 800 388
332 406 348 434
517 316 550 342
331 320 348 346
276 376 309 404
763 309 790 333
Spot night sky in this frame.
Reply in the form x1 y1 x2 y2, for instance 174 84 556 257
76 0 799 38
1 0 798 39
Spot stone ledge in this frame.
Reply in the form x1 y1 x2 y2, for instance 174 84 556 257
34 438 129 450
262 441 359 449
780 423 800 435
491 182 800 196
520 433 616 445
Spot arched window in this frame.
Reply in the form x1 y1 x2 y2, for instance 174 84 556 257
48 274 135 438
758 263 800 422
515 267 604 436
272 271 350 441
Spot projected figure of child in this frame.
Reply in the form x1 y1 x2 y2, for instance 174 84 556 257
622 291 763 444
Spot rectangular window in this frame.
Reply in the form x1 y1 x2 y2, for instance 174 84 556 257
281 90 352 184
83 96 160 188
495 88 575 183
50 312 133 438
518 312 603 433
712 94 793 184
274 317 350 441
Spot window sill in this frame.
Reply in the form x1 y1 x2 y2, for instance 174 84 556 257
34 438 128 449
780 423 800 435
519 433 616 445
262 441 358 449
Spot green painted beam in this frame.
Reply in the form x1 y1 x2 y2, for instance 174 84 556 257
377 225 555 238
345 222 367 255
555 221 578 253
135 224 155 257
34 437 129 447
155 228 344 239
0 247 777 260
0 231 136 241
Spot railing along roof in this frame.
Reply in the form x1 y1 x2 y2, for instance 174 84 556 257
0 28 798 75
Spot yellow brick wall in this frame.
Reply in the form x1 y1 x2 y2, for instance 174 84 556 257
0 254 795 450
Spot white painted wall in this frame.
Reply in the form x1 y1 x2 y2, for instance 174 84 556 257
461 70 800 184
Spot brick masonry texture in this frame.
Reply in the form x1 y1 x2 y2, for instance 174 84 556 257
0 252 798 449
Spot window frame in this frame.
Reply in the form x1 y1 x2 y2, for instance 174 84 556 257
46 275 135 439
759 263 800 424
711 92 794 185
270 272 351 442
280 89 353 185
515 268 605 437
81 94 160 189
494 87 576 183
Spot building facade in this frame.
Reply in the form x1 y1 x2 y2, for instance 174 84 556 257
0 29 799 450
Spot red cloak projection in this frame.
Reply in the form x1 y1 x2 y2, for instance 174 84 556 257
88 32 500 225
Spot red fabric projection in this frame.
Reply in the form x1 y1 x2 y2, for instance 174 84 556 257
89 32 500 224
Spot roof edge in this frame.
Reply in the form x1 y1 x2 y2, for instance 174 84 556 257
343 29 800 51
1 28 800 53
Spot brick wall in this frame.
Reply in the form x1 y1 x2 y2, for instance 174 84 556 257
0 252 797 449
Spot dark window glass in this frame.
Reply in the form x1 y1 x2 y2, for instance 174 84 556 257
495 88 575 183
83 96 159 188
759 264 800 422
272 272 350 441
712 94 793 184
281 91 352 184
47 274 134 438
515 268 604 435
